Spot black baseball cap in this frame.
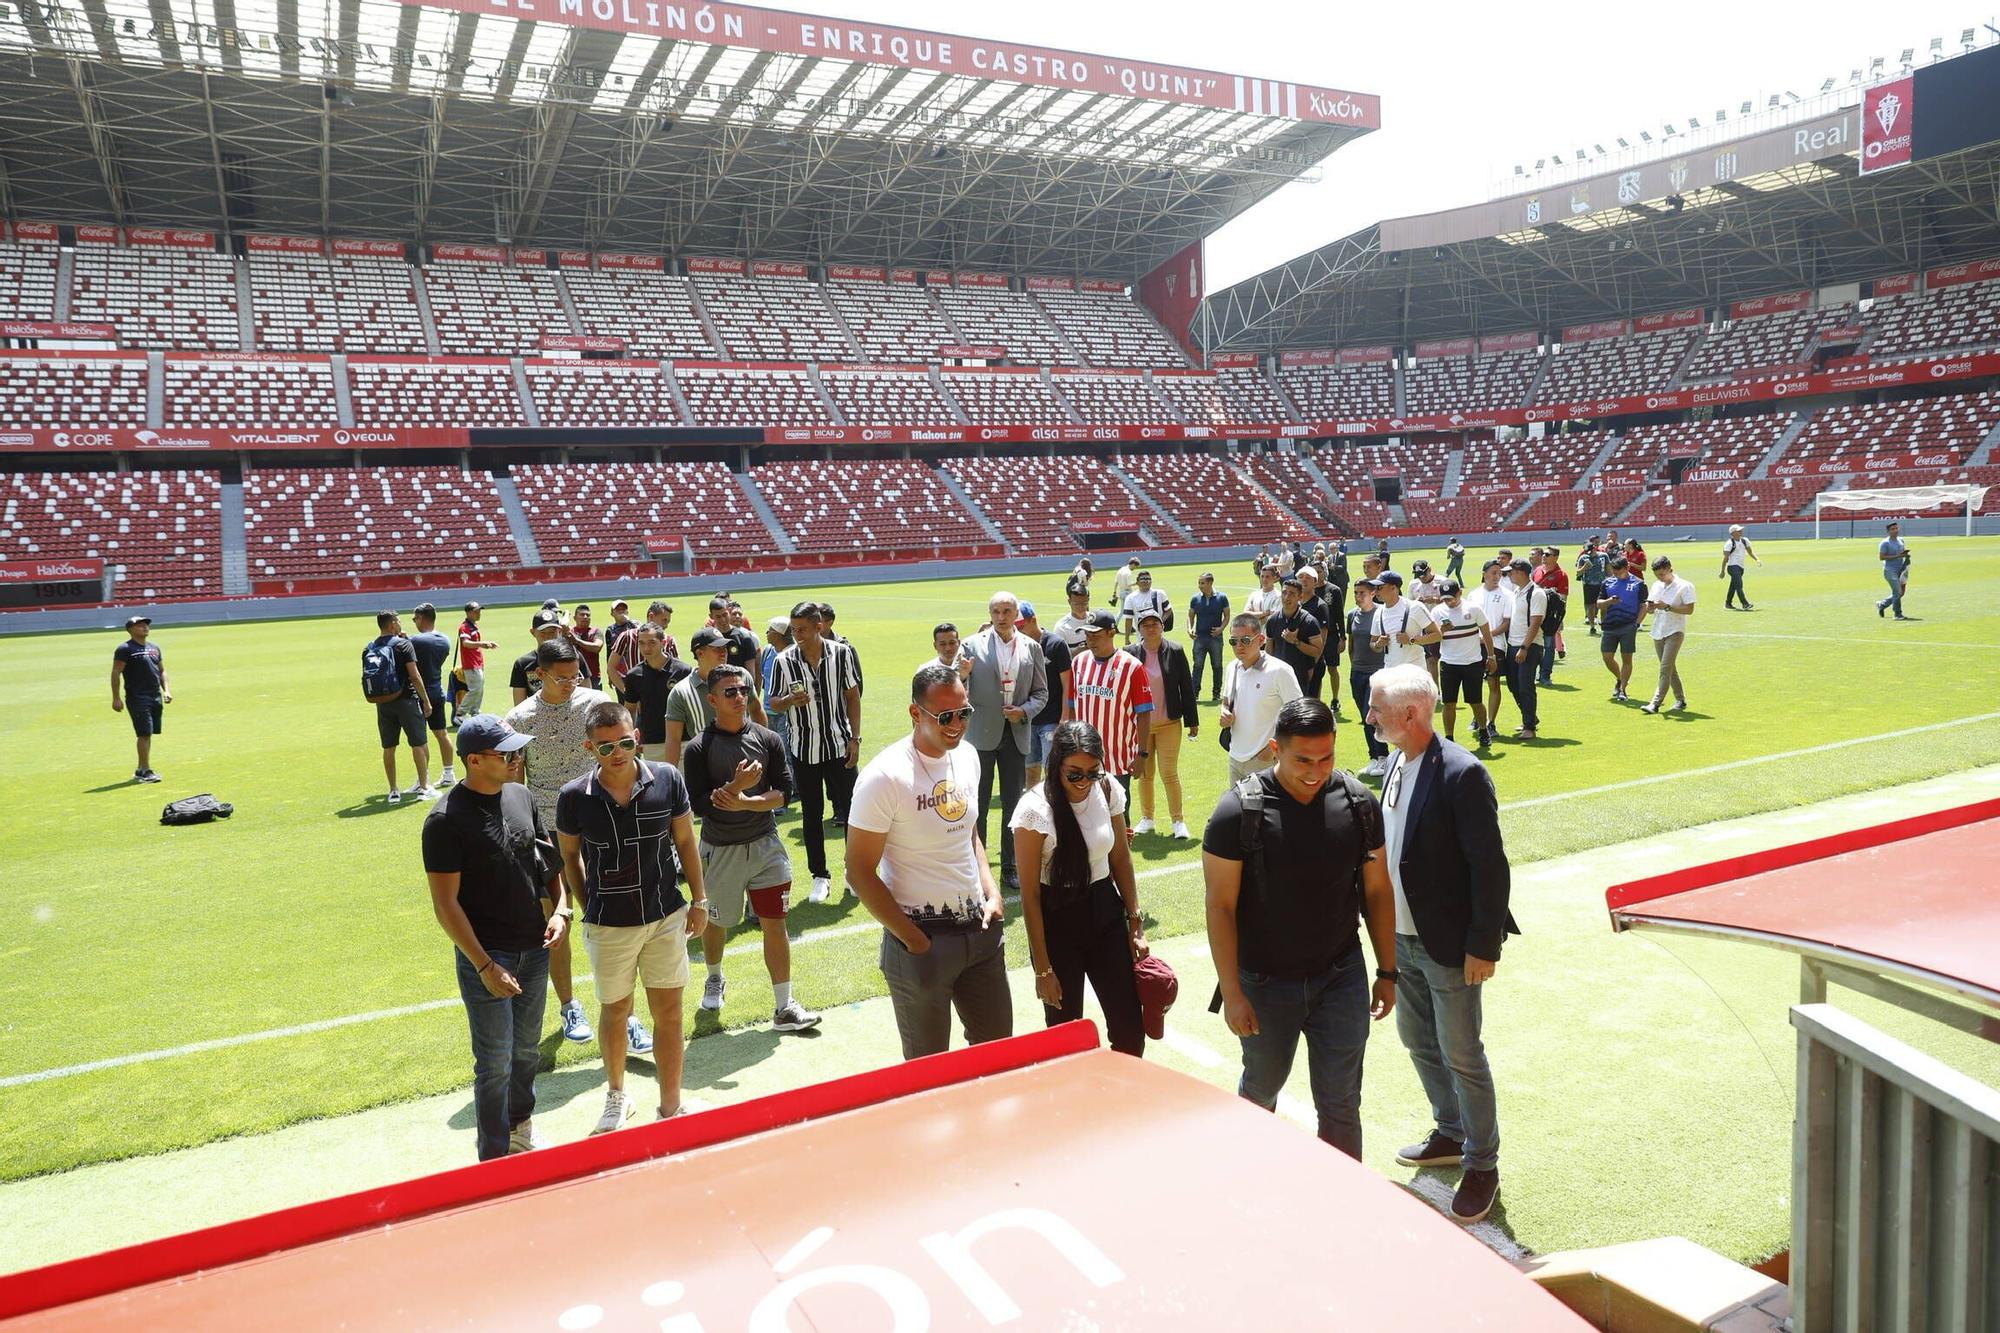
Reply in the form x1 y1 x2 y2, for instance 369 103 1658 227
690 626 728 653
532 608 564 631
1084 610 1118 633
123 614 151 628
1438 579 1462 598
1377 571 1404 586
456 715 533 756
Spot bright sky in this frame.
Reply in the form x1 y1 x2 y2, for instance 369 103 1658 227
805 0 1993 289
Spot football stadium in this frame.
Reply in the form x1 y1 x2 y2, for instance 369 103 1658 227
2 0 1999 1326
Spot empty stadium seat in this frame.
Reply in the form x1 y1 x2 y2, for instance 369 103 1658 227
1151 374 1237 426
163 357 342 427
1241 452 1369 536
70 245 240 350
1509 486 1645 531
823 281 959 364
1213 367 1298 421
942 371 1072 425
1622 476 1824 524
750 460 985 551
1400 494 1530 533
1681 304 1858 381
1035 289 1186 367
348 360 528 427
423 259 570 355
694 273 854 362
1315 441 1452 501
1403 349 1540 414
1457 434 1602 494
249 252 427 353
933 286 1074 365
1777 392 2000 473
819 369 956 426
1616 416 1791 478
524 362 679 428
1863 281 2000 360
1115 453 1287 546
512 460 777 562
0 354 148 427
941 455 1153 554
1056 373 1180 424
1277 363 1395 419
0 469 221 599
1537 326 1701 402
0 238 60 322
563 269 716 359
674 365 833 427
243 466 516 579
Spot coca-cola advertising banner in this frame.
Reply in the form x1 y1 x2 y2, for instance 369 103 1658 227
1634 308 1705 333
939 345 1007 359
687 256 748 275
1479 331 1538 354
1209 353 1259 367
1338 346 1394 366
828 265 886 282
513 248 548 265
1279 349 1338 367
1 321 117 340
247 234 328 255
333 238 407 258
890 269 923 284
75 225 120 245
127 227 214 249
599 251 666 271
540 334 628 352
1925 257 2000 289
1081 279 1126 294
1562 319 1629 344
431 243 508 263
0 426 471 452
10 221 59 243
1412 338 1474 359
397 0 1380 127
1861 76 1914 176
1873 272 1919 297
557 251 593 269
924 270 953 286
752 260 809 279
1025 276 1075 292
1773 450 1959 477
956 272 1009 289
1730 290 1810 320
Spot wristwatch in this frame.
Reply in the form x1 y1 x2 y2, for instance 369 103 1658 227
1376 968 1400 982
555 908 574 920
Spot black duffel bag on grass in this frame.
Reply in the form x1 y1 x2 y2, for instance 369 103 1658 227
161 793 234 826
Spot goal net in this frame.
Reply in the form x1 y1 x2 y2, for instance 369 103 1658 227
1814 484 1989 537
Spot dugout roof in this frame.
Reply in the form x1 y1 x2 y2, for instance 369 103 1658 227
0 0 1376 278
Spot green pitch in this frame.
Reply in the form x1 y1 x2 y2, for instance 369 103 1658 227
3 536 1997 1263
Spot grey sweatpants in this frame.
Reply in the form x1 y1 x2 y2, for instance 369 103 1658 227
880 926 1013 1059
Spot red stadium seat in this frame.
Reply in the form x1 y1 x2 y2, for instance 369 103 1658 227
1 470 222 599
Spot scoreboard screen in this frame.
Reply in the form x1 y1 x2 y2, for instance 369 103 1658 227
0 560 106 608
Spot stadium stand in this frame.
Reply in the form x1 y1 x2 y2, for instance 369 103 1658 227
674 365 834 427
940 370 1073 425
1401 494 1529 534
1511 485 1646 532
0 353 149 427
823 279 959 364
1862 280 2000 360
1457 434 1604 494
1276 362 1395 418
1150 373 1237 426
1403 348 1540 414
524 362 679 428
1621 474 1825 524
1242 451 1376 535
1776 391 2000 472
1035 288 1187 367
69 244 239 350
421 256 570 356
1 469 222 598
247 249 427 354
1680 304 1857 381
932 285 1074 364
818 369 957 426
163 356 342 427
1615 416 1792 478
348 359 529 427
1316 441 1452 499
942 455 1153 554
1055 372 1180 424
1214 366 1298 421
692 271 854 362
561 267 716 360
1536 325 1702 402
243 466 516 580
0 235 59 321
1115 452 1286 545
512 460 778 562
750 460 985 551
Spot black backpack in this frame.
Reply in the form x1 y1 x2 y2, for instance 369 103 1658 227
1541 585 1567 637
161 793 234 826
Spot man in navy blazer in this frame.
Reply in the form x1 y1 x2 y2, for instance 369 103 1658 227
1364 662 1519 1227
963 590 1049 891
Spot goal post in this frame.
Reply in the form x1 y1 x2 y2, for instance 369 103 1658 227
1813 485 1988 538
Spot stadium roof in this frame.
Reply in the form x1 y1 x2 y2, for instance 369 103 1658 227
1205 115 2000 352
0 0 1378 277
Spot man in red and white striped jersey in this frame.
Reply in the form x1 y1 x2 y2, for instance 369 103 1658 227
1063 610 1154 802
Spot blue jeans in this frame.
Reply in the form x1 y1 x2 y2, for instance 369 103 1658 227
455 946 550 1162
1506 644 1542 731
1235 949 1370 1157
1395 933 1500 1171
1191 633 1225 699
1879 566 1905 616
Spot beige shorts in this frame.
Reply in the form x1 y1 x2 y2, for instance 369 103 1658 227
700 834 793 927
581 908 690 1004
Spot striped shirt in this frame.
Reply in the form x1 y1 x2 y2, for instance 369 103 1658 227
771 638 861 766
1066 648 1154 776
611 624 678 682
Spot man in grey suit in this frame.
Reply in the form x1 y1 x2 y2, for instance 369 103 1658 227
964 589 1049 891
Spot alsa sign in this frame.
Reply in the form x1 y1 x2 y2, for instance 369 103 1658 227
432 0 1380 126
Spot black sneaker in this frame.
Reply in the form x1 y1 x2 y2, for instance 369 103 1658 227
1395 1131 1464 1168
1452 1168 1500 1224
137 769 162 784
1878 602 1887 618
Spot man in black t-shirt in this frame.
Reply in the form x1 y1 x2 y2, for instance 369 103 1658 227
111 614 171 783
422 715 567 1161
367 611 436 804
510 610 567 705
1264 577 1324 695
1297 566 1342 707
618 624 692 761
708 595 761 673
1202 698 1399 1159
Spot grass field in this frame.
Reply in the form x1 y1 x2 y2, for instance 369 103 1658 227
4 535 1998 1262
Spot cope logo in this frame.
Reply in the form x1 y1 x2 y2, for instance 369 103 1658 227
919 779 968 822
53 431 117 448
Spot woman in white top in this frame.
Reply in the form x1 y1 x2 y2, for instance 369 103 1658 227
1011 721 1148 1056
1641 554 1696 714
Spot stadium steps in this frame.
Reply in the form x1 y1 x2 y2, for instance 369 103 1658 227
926 288 971 345
410 266 444 356
52 247 73 320
1665 329 1707 389
329 354 357 427
1574 430 1629 488
550 272 586 336
1268 371 1305 422
686 282 728 355
733 471 798 554
1748 411 1812 479
1028 291 1091 366
1104 462 1196 543
1392 360 1407 417
1521 354 1552 407
930 367 971 424
1387 502 1407 527
1297 452 1348 514
508 357 543 429
144 351 165 428
232 256 257 349
932 465 1014 556
1142 371 1188 423
660 364 696 425
1043 367 1086 424
1498 493 1542 529
1968 417 2000 467
1230 459 1316 533
816 285 868 362
492 474 544 566
1138 303 1194 368
219 483 251 596
805 364 848 425
1440 448 1465 498
1611 487 1653 525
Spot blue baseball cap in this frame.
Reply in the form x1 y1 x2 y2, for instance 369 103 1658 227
1017 600 1037 619
457 715 533 756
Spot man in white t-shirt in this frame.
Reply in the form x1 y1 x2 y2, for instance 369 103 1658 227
1120 569 1170 642
1218 611 1303 783
1053 579 1095 658
1640 555 1696 715
1110 556 1143 611
1432 580 1498 748
1244 565 1283 619
1368 572 1440 672
1502 560 1548 740
847 662 1011 1059
1474 561 1514 741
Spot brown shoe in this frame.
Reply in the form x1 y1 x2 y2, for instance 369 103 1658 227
1452 1167 1499 1224
1394 1131 1463 1168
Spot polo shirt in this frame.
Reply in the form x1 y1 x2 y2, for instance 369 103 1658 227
1188 591 1230 638
1221 652 1302 762
665 669 716 741
1507 583 1549 646
421 782 552 952
554 761 690 927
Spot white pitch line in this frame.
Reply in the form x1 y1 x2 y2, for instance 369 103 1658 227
1401 1172 1529 1262
1698 631 2000 651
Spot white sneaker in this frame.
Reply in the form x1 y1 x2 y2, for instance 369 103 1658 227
415 785 442 801
507 1119 544 1154
1171 820 1192 840
773 998 823 1032
1133 818 1157 835
700 973 726 1011
809 876 831 903
625 1014 653 1054
591 1089 634 1136
386 789 402 805
436 769 455 788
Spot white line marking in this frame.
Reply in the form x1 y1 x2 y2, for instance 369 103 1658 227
1700 631 2000 651
1401 1172 1528 1262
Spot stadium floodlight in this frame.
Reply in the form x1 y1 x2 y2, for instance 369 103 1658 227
1639 131 1653 143
1616 137 1630 149
1715 108 1727 122
1820 77 1836 92
1687 117 1700 129
1534 158 1546 170
1514 164 1525 176
1767 94 1781 108
1870 56 1885 73
1899 47 1914 66
1552 153 1563 165
1964 28 1977 50
1663 123 1677 136
1929 37 1943 60
1740 100 1754 114
1593 143 1606 155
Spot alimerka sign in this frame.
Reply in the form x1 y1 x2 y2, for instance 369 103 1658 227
416 0 1380 126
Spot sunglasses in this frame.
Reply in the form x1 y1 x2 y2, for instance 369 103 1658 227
917 704 977 726
590 736 639 757
713 686 752 699
1061 766 1105 786
546 674 583 688
1228 635 1260 647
